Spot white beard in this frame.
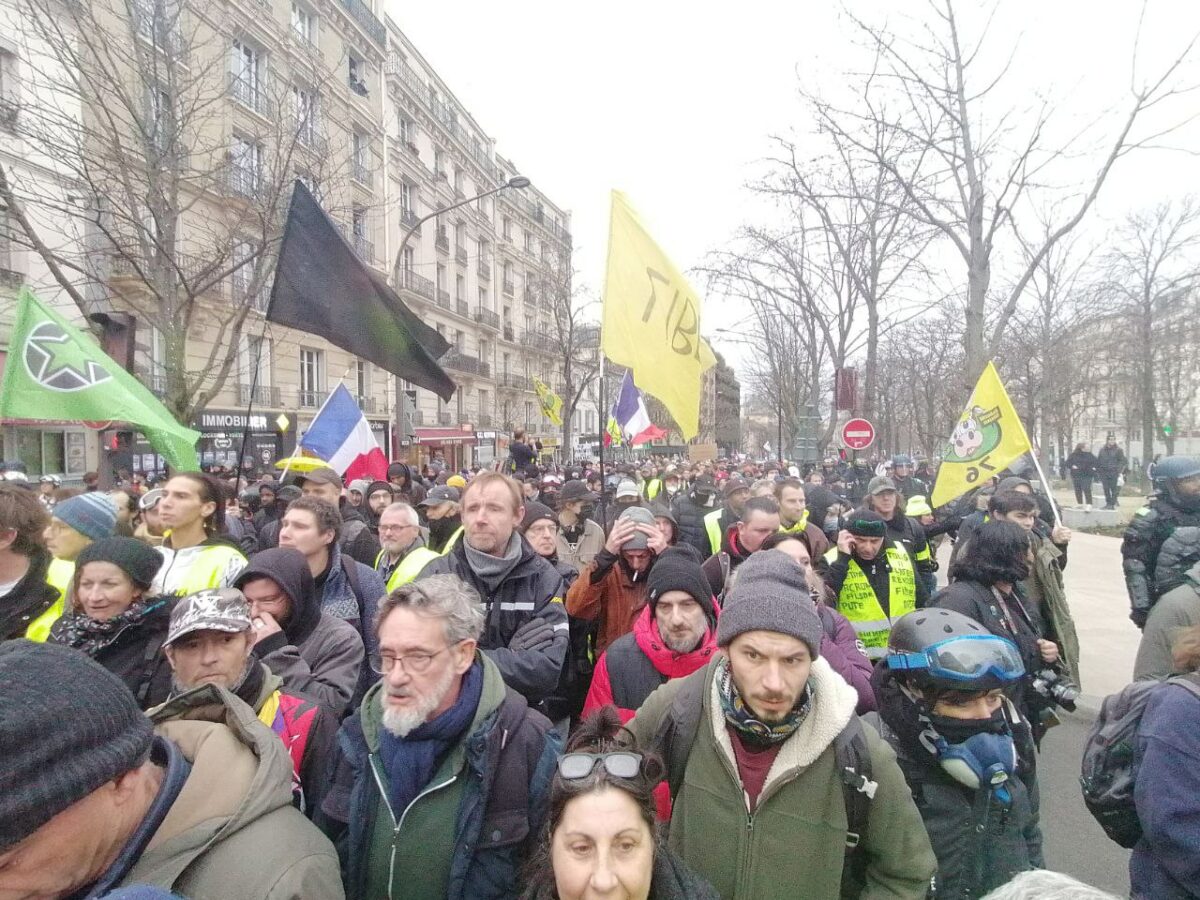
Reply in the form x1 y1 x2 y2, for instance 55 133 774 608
379 664 456 738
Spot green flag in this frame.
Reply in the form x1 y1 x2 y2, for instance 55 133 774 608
0 288 200 470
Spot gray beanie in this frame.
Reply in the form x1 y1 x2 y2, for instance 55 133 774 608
53 493 118 541
716 550 823 658
0 640 154 851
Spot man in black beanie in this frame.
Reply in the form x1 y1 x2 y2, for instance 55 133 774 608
583 547 719 721
825 508 928 661
0 640 342 898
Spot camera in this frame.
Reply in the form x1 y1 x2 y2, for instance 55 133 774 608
1030 665 1079 712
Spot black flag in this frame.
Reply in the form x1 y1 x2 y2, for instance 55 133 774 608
267 180 456 400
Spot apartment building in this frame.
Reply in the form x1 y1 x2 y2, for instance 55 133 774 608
0 0 575 478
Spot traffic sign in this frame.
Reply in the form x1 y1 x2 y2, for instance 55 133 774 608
841 418 876 451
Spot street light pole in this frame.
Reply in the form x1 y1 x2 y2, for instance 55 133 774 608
389 175 532 461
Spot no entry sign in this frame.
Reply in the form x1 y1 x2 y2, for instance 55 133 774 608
841 418 876 451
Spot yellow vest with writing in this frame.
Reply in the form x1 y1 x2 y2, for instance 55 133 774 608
26 558 75 642
824 545 916 659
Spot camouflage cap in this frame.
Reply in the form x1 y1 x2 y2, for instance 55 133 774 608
165 587 253 647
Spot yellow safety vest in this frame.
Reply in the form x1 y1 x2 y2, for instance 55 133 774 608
26 558 75 642
386 527 464 592
704 508 725 555
824 545 917 659
645 479 662 500
164 544 248 595
779 510 810 534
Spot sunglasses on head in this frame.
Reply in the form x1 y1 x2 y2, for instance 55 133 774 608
557 751 643 781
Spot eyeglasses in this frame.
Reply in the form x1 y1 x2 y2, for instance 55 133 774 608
370 642 459 675
378 523 416 533
557 751 643 781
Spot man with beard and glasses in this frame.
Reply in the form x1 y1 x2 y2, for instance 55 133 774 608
161 588 338 818
316 575 561 900
625 551 935 899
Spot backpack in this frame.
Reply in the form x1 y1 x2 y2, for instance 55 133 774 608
1080 673 1200 848
651 671 877 898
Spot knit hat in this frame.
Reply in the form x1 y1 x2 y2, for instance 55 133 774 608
647 548 716 625
617 505 656 550
716 550 823 657
0 640 154 851
447 474 467 490
347 479 370 497
723 476 750 499
53 493 118 541
74 536 163 589
845 509 887 538
521 500 557 530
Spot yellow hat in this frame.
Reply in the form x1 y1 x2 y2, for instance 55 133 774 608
447 474 467 489
905 495 933 517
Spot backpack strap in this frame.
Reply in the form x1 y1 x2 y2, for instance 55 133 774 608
833 716 876 893
135 630 169 708
816 604 840 642
651 672 708 801
340 555 367 622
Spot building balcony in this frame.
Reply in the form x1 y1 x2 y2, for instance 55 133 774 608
502 323 514 342
498 372 529 390
401 209 420 232
455 298 469 318
477 412 494 428
298 388 327 409
502 279 514 297
230 76 273 118
237 383 282 406
396 267 434 301
0 267 24 289
442 350 486 376
295 125 327 155
411 409 425 426
455 245 468 266
226 166 262 201
437 410 452 426
339 0 385 45
352 233 374 264
355 394 377 413
475 307 500 330
351 161 373 188
477 256 492 279
137 370 168 397
0 98 19 134
435 231 450 254
436 288 451 309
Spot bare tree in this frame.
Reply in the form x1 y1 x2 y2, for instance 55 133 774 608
1 0 352 422
536 251 599 455
812 0 1198 383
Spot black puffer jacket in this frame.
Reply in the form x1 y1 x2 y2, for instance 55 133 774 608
1154 525 1200 598
871 667 1042 899
672 491 716 558
1 549 59 641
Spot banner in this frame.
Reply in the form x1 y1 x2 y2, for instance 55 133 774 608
601 191 716 440
533 376 563 426
0 288 200 470
931 362 1034 507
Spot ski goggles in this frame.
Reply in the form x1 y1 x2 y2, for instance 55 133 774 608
138 489 165 511
557 751 643 781
886 634 1025 684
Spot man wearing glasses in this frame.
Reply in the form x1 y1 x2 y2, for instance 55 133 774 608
373 502 426 591
317 574 561 900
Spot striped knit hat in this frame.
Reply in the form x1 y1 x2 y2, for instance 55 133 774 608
52 493 118 541
0 640 154 850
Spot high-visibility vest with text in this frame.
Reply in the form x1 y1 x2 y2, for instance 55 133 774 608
824 545 917 659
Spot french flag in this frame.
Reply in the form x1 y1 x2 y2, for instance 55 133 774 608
613 371 667 445
298 384 388 481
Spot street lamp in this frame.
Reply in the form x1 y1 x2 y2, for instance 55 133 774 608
390 175 531 460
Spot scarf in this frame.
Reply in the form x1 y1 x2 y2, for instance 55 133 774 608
428 515 461 553
377 660 484 816
51 598 169 656
715 654 811 748
463 532 523 592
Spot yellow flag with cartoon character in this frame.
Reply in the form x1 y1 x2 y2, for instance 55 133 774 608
931 362 1033 507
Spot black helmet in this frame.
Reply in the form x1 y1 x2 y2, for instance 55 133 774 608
886 608 1025 694
1153 456 1200 510
892 454 914 467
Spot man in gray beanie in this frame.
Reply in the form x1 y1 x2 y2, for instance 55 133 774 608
626 550 935 900
0 640 343 898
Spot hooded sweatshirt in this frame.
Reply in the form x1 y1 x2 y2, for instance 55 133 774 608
361 480 394 533
236 548 366 715
113 684 344 898
386 462 426 506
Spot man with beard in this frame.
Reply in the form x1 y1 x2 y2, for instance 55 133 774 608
161 587 338 817
317 575 560 900
373 502 425 591
419 484 464 553
362 480 395 535
702 476 751 556
566 506 667 653
583 547 718 722
386 461 426 506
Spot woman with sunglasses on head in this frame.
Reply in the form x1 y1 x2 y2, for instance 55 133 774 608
872 608 1042 899
521 706 719 900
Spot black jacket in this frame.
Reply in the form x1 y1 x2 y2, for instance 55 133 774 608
827 540 931 614
1096 444 1127 476
672 492 716 558
1123 500 1200 625
1 549 59 641
337 500 381 567
417 535 568 703
1066 450 1098 479
872 668 1042 899
892 475 930 501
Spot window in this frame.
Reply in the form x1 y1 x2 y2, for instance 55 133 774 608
291 3 315 44
402 246 414 273
292 85 317 146
355 360 370 400
502 216 512 240
400 181 414 216
436 263 446 295
453 167 464 194
398 114 415 146
351 131 370 185
133 0 178 51
433 149 445 179
230 136 261 196
241 334 272 388
0 205 16 274
145 85 174 153
455 221 465 251
455 273 465 301
348 54 368 96
299 348 325 407
0 49 18 128
524 229 534 252
230 40 261 107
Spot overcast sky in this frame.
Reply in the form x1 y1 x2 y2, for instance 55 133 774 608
385 1 1200 377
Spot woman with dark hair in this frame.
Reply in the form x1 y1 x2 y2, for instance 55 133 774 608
1065 442 1098 507
759 531 876 712
152 472 247 595
934 520 1060 743
48 536 175 709
521 707 718 900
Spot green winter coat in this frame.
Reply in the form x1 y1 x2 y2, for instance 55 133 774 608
1027 532 1082 689
131 684 344 899
626 656 936 900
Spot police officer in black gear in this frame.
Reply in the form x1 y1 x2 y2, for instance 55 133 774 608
1122 455 1200 628
890 455 929 502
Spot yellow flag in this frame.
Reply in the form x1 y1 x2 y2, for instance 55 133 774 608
533 377 563 426
602 191 716 440
931 362 1033 507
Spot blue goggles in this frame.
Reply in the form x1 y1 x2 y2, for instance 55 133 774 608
886 634 1025 684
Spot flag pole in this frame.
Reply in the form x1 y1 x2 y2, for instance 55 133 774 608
280 383 339 484
598 355 608 532
235 334 264 491
1025 449 1063 530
